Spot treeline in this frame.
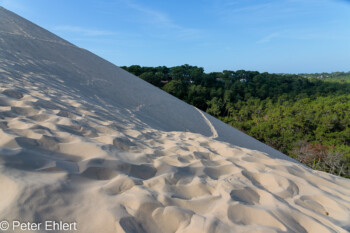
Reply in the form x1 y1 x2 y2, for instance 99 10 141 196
300 71 350 79
121 65 350 177
300 71 350 84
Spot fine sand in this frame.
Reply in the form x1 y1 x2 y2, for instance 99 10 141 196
0 6 350 233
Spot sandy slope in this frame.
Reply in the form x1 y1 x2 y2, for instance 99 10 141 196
0 7 350 233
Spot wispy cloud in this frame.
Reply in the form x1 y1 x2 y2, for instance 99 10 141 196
120 0 200 39
122 0 176 29
212 0 308 25
257 29 344 44
257 32 281 43
0 0 28 12
228 1 277 14
53 26 117 37
337 0 350 3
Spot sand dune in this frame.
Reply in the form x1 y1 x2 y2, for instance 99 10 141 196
0 6 350 233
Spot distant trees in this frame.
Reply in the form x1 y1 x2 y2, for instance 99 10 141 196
139 72 161 87
206 97 224 117
162 80 187 99
121 65 350 177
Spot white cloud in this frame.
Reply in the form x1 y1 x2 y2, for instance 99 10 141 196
257 29 344 44
120 0 200 40
53 26 117 37
0 0 27 12
121 0 178 29
257 32 281 43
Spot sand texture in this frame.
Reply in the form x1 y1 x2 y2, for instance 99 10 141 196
0 7 350 233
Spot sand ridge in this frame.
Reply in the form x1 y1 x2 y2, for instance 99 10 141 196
195 107 218 139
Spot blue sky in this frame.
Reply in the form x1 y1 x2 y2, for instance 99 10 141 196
1 0 349 73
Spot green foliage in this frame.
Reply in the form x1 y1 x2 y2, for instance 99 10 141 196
162 80 187 99
122 65 350 178
206 97 223 117
139 72 161 87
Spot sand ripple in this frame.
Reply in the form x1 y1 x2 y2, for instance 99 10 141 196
0 76 349 233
